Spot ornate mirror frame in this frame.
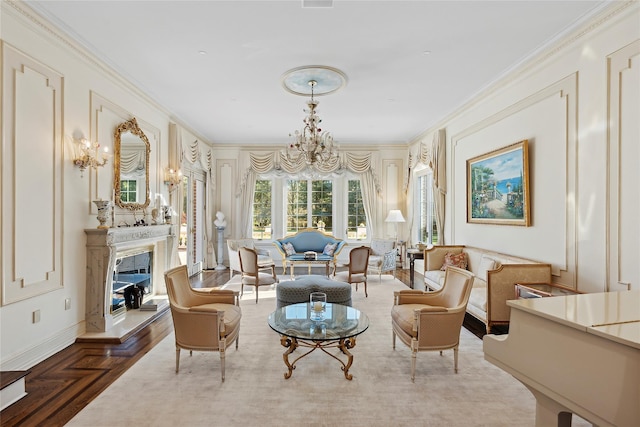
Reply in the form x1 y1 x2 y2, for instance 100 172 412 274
113 117 151 210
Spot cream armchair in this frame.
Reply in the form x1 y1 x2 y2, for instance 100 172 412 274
227 238 274 278
164 265 242 382
368 239 397 279
391 266 474 382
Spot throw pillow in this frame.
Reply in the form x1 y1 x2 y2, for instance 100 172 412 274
440 252 468 271
323 242 338 256
477 255 496 281
283 242 296 256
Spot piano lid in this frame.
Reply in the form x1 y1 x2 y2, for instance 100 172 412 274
507 290 640 349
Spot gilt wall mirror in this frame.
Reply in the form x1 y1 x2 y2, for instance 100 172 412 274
114 118 150 210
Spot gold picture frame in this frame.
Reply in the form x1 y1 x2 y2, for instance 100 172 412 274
467 140 530 226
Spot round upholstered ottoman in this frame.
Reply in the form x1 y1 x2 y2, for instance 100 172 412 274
276 275 352 308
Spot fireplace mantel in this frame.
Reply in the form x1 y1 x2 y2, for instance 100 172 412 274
84 225 176 333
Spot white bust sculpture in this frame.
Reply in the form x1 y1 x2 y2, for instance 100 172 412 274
214 211 227 228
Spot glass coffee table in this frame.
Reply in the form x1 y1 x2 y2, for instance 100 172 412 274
268 302 369 380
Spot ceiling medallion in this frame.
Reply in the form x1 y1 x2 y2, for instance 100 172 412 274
282 66 346 166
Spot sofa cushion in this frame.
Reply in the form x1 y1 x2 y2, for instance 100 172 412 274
468 287 487 311
476 255 496 281
283 242 296 256
441 252 468 271
323 242 338 256
424 270 445 290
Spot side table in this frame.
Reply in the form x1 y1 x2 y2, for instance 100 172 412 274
406 249 424 289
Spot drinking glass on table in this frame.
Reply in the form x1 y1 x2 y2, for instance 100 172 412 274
310 292 326 320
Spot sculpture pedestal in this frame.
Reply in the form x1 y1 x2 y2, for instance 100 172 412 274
215 227 227 270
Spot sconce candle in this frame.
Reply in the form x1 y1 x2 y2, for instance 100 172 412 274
73 138 109 177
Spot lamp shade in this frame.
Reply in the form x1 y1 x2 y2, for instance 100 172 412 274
385 209 406 223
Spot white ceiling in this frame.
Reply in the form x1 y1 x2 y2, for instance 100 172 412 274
25 0 607 146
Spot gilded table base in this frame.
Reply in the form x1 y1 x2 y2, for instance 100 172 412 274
279 335 357 380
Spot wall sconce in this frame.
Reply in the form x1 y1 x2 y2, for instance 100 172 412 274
164 168 182 192
73 138 109 177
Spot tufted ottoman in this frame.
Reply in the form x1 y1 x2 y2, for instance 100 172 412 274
276 275 352 308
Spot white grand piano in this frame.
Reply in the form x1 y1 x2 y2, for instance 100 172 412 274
483 290 639 427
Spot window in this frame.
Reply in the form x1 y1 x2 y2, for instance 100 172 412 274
120 180 137 203
286 180 333 234
252 180 272 239
346 179 367 240
416 172 438 244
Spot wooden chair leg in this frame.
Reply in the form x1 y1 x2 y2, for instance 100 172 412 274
220 348 226 382
454 347 459 373
411 348 417 382
175 347 181 373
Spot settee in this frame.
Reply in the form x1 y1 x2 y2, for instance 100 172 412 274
422 245 552 333
273 229 346 275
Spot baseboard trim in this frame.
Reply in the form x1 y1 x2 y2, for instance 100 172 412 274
0 322 83 371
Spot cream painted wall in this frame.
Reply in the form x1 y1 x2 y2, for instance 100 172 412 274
0 2 206 370
409 2 640 293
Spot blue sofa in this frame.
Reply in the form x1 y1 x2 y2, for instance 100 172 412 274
273 229 346 274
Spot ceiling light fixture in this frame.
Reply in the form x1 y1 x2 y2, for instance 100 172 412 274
286 79 338 166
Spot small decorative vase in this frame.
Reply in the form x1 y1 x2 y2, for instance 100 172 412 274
93 200 112 229
162 205 172 224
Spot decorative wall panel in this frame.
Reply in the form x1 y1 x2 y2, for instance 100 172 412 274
607 40 640 291
382 159 404 239
1 43 63 304
452 74 578 288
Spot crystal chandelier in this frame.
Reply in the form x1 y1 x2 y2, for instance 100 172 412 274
286 80 338 166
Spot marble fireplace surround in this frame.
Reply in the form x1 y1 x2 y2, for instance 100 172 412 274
84 225 176 334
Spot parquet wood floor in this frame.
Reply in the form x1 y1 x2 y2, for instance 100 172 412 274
0 268 487 427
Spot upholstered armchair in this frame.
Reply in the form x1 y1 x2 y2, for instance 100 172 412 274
334 246 371 297
391 266 474 382
227 238 275 279
368 239 397 279
164 265 242 382
239 247 278 303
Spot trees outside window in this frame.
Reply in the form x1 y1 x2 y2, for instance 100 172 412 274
416 172 437 244
120 180 137 203
286 180 332 234
252 180 272 239
251 176 367 239
346 179 367 239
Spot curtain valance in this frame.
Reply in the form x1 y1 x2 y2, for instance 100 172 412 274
182 138 212 172
236 150 381 238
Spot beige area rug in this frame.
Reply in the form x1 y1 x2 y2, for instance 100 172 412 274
67 275 582 427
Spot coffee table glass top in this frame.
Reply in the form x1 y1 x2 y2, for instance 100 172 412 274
268 303 369 341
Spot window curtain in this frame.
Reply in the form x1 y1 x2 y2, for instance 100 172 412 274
181 138 217 269
408 128 446 245
236 151 381 238
430 129 446 245
119 149 146 177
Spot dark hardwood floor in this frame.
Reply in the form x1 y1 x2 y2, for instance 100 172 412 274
0 268 487 427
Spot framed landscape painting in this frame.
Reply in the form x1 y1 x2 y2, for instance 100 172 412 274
467 140 530 226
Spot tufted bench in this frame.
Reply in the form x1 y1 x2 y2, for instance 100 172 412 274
276 275 352 308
